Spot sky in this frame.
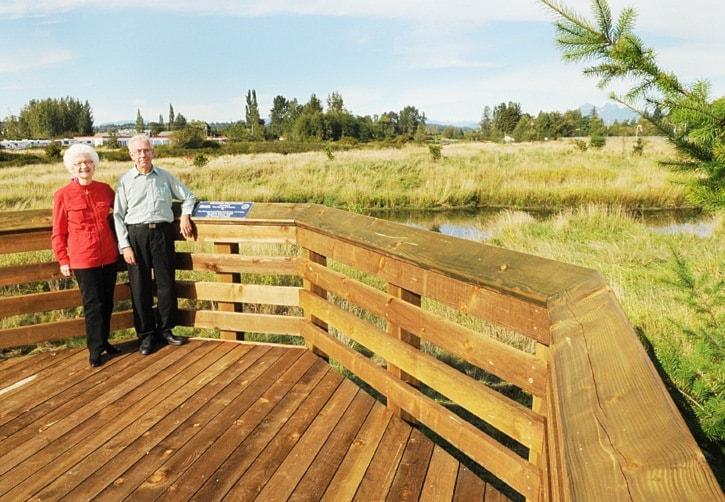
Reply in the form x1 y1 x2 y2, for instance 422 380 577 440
1 0 724 126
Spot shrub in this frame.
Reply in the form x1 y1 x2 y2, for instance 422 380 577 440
660 250 724 443
428 143 442 161
45 142 62 161
193 153 210 168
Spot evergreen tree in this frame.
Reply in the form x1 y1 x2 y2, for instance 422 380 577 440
245 89 263 141
326 91 345 114
135 109 144 133
269 95 289 139
399 105 426 138
492 102 522 138
540 0 725 207
479 106 493 140
12 97 93 138
168 104 175 132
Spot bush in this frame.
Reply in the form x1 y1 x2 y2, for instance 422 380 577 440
45 142 62 161
193 153 210 168
428 143 442 161
660 250 724 443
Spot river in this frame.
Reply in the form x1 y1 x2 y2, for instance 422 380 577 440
370 208 717 241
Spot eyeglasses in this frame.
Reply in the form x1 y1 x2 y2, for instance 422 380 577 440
73 160 95 167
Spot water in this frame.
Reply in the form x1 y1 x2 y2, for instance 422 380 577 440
370 208 716 241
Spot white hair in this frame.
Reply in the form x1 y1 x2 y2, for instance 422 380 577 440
127 134 154 152
63 143 100 175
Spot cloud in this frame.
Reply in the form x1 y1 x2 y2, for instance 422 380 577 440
0 48 74 73
0 0 543 23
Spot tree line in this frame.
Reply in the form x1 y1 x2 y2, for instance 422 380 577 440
1 90 649 147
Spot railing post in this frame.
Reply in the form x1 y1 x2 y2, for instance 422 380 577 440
531 342 550 502
386 284 421 423
302 248 329 359
214 242 244 340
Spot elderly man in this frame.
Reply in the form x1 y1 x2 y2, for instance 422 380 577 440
114 134 197 355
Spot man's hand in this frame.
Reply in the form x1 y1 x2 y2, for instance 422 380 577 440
60 264 71 277
180 214 194 239
122 246 137 266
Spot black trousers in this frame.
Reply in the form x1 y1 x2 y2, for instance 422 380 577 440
126 222 178 340
75 265 117 357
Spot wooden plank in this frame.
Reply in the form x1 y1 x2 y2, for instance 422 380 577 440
0 209 52 234
222 367 346 500
0 310 135 350
321 403 394 502
0 350 91 431
300 290 545 451
178 309 301 336
353 416 412 500
194 223 296 244
1 342 231 500
419 445 460 501
288 389 377 501
176 252 298 275
302 320 541 499
296 226 550 343
0 340 510 501
254 378 361 501
0 283 131 318
79 345 304 501
548 283 723 501
0 342 215 488
387 284 421 423
68 342 301 500
32 342 266 500
212 242 243 340
0 351 69 389
0 261 64 286
295 205 603 305
176 280 300 307
386 427 436 501
178 356 335 500
299 259 548 397
452 464 486 501
0 231 51 254
147 348 319 501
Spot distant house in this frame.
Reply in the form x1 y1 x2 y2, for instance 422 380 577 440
1 132 225 150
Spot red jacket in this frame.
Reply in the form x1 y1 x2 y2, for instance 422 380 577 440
52 179 120 269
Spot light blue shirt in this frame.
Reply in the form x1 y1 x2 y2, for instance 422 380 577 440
113 165 197 250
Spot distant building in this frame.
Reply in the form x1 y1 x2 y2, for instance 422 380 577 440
1 133 226 150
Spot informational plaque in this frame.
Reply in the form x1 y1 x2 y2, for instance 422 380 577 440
193 201 253 218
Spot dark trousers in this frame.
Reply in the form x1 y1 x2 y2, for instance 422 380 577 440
75 265 117 357
127 222 178 340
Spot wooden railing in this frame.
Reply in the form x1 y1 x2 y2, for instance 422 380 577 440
0 203 721 501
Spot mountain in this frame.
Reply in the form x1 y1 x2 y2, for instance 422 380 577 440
427 120 479 129
579 103 639 124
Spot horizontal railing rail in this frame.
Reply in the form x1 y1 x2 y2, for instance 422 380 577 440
0 203 720 501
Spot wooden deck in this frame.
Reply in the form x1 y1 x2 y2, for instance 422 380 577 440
0 339 510 501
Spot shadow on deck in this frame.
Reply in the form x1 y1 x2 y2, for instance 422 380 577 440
0 339 509 501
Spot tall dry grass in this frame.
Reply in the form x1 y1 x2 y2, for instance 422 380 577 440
0 137 696 211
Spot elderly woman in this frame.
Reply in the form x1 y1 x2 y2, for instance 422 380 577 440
52 144 121 367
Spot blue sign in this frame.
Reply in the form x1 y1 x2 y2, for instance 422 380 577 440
193 201 253 219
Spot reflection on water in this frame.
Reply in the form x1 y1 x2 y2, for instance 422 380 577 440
370 208 715 241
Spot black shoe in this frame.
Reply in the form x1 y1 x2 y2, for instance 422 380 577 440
162 331 186 346
139 337 154 355
103 343 121 355
89 354 102 367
